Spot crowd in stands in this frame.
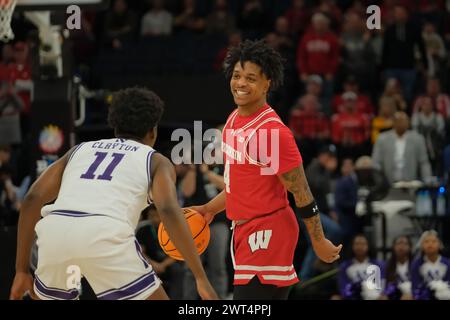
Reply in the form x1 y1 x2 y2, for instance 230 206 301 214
1 0 450 300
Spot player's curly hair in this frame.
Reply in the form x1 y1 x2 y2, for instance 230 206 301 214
108 87 164 139
223 39 284 91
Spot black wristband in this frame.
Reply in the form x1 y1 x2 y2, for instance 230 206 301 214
298 200 320 218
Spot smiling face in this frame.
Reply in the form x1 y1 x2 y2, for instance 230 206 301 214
230 61 270 110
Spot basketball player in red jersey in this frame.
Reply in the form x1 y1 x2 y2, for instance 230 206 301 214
192 40 342 299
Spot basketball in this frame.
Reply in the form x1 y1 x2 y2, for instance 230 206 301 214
158 208 210 261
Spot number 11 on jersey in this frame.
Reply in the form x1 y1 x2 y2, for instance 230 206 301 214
80 152 125 181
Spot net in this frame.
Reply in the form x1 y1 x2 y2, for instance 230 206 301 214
0 0 17 42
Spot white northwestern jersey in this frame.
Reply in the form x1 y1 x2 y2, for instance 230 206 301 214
42 138 155 230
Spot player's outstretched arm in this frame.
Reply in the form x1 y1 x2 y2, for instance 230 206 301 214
278 165 342 263
10 150 71 300
150 153 218 300
189 190 226 224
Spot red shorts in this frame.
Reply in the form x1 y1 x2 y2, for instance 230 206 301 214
231 206 299 287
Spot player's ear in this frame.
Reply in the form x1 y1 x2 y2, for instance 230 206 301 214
265 79 271 94
151 126 158 141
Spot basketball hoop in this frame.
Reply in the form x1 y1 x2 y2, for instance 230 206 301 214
0 0 17 42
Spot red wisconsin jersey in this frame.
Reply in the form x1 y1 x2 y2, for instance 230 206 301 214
222 104 302 221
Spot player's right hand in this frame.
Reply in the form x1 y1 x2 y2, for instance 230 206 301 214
312 239 342 264
188 205 214 224
196 278 219 300
9 272 37 300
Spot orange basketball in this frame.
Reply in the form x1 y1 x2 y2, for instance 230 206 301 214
157 208 210 261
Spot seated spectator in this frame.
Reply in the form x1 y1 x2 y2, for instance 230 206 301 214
380 78 407 112
372 112 432 184
331 91 371 159
382 236 413 300
371 96 395 144
283 0 311 39
413 77 450 119
300 145 342 281
289 94 330 166
140 0 173 37
205 0 236 37
300 74 329 114
340 158 354 177
173 0 205 34
332 75 375 116
338 234 385 300
412 96 446 174
334 158 359 246
418 22 447 78
411 230 450 300
103 0 138 49
335 156 389 247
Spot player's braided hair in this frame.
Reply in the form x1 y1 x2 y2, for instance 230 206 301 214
223 39 284 91
108 87 164 139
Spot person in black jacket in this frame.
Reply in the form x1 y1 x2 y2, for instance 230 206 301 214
382 4 428 104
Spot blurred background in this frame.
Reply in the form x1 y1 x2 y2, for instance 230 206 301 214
1 0 450 300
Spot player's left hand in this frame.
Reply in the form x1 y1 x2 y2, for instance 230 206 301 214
9 272 37 300
312 239 342 263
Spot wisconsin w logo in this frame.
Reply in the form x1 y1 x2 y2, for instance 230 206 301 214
248 230 272 253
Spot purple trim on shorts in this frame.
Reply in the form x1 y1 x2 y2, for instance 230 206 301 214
49 210 106 218
134 239 149 268
97 271 156 300
34 276 79 300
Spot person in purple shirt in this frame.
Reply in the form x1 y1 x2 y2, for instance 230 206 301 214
382 235 413 300
411 230 450 300
338 234 385 300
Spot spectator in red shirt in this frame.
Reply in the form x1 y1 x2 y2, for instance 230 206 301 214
296 74 332 116
8 42 32 137
413 77 450 120
289 94 330 166
297 12 340 83
332 76 375 116
297 12 339 110
331 91 371 159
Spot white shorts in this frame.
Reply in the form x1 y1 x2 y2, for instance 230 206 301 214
33 212 161 300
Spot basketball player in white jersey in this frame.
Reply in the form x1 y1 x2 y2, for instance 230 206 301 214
9 87 218 300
